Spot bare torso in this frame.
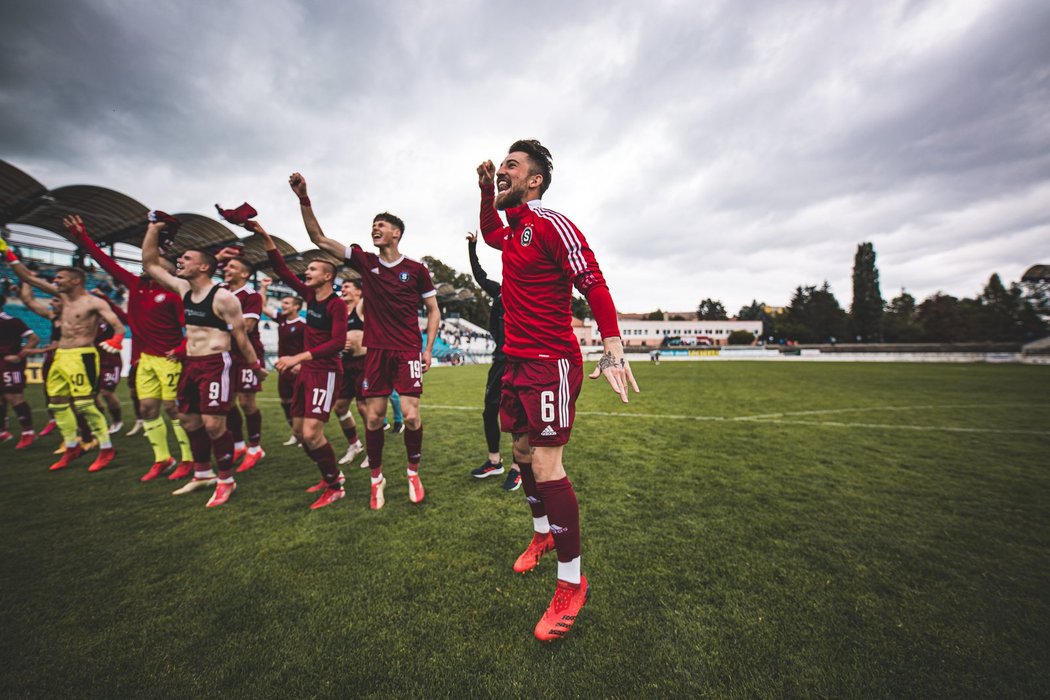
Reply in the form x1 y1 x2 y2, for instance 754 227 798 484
57 291 106 349
346 329 365 357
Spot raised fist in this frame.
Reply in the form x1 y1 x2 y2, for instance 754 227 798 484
477 160 495 187
289 172 308 197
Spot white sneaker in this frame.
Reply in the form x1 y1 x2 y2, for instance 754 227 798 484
108 421 124 434
172 476 218 495
360 455 370 469
125 420 143 436
338 441 364 465
283 433 299 446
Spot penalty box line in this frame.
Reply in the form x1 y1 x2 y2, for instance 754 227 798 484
257 399 1048 437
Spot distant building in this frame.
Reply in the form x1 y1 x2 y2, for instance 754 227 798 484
573 315 762 347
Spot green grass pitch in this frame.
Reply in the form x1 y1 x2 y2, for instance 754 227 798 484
1 361 1048 698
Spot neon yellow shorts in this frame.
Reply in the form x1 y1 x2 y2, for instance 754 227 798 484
136 352 183 401
46 347 100 399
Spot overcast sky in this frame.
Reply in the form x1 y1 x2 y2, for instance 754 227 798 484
2 0 1048 313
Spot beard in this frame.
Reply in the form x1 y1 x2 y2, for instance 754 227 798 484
495 182 526 210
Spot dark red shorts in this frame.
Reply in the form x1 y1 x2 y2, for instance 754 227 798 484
500 358 582 447
361 348 423 398
177 352 234 416
291 366 341 421
277 369 297 401
232 358 263 393
99 358 122 391
339 354 366 400
0 361 27 394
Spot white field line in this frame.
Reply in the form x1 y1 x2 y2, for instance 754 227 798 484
256 399 1048 437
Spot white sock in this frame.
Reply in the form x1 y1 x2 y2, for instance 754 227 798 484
99 440 112 450
218 476 235 484
247 445 261 454
234 441 246 451
371 475 384 485
407 467 418 476
194 469 217 479
533 516 550 534
558 556 581 585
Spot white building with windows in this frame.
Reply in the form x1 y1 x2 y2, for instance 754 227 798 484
573 316 762 347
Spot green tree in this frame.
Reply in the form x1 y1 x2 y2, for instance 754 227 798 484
915 293 970 342
882 290 922 342
727 330 755 345
737 300 775 341
646 309 664 321
779 282 848 344
570 294 590 320
696 298 728 320
850 242 884 342
977 273 1048 341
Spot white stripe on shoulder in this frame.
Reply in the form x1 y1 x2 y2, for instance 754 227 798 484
421 290 437 298
533 207 586 274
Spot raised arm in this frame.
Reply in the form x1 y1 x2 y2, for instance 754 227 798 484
477 160 509 249
246 220 312 298
288 173 346 260
18 281 53 317
257 277 281 320
142 221 188 295
63 215 137 287
214 288 259 368
1 239 58 295
467 232 500 297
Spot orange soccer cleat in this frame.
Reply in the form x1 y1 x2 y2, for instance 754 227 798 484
370 477 386 510
168 461 195 481
206 481 237 508
87 447 117 472
235 448 265 473
140 456 177 482
306 472 345 493
15 432 37 450
49 445 85 471
513 531 555 574
407 471 424 504
309 487 346 510
534 576 589 642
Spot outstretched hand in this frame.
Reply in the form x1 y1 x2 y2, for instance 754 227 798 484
63 214 87 237
289 172 308 198
477 160 495 187
588 338 641 403
465 231 478 244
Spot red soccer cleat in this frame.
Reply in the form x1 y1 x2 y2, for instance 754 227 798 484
0 430 13 443
15 432 37 450
49 445 85 471
534 576 589 642
140 456 177 482
88 447 117 472
513 531 556 574
233 445 247 465
206 481 237 508
407 471 424 504
306 471 345 493
235 448 265 473
168 461 195 481
38 420 57 437
310 487 346 510
370 476 386 510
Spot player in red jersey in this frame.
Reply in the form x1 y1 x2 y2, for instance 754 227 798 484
288 172 440 510
142 220 261 508
218 255 267 472
64 215 193 482
259 277 305 446
247 220 349 509
334 278 366 465
0 302 40 449
477 140 639 641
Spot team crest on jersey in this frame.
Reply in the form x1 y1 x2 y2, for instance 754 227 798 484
520 226 533 246
398 272 410 283
362 378 369 390
154 293 167 303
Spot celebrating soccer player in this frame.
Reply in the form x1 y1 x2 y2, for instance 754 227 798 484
3 240 125 472
287 172 440 510
0 298 40 449
476 140 639 641
247 220 349 509
141 220 261 507
259 277 305 446
334 278 366 465
65 215 192 482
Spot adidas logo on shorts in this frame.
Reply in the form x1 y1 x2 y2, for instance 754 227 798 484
540 425 557 437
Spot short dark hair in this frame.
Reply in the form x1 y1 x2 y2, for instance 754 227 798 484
345 278 363 291
227 256 254 275
311 259 337 277
56 267 86 283
187 249 218 276
284 295 304 308
509 139 553 196
373 212 405 236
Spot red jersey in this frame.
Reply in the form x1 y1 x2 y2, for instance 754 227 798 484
227 284 265 360
72 231 184 357
266 250 348 372
344 244 436 352
277 315 306 357
0 312 32 359
480 186 620 363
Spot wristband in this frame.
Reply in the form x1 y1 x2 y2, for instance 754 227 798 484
5 249 20 264
299 196 311 207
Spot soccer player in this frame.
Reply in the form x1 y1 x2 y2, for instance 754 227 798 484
0 300 40 449
218 253 266 472
259 277 304 446
247 220 348 509
65 215 192 482
288 172 440 510
465 232 517 490
3 242 125 472
92 291 126 433
334 278 366 465
141 219 261 508
477 139 639 641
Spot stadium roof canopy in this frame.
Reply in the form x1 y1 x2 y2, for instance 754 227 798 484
0 159 317 275
1022 265 1050 282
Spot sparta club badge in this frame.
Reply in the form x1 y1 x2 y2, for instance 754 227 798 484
520 226 533 246
399 272 410 283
